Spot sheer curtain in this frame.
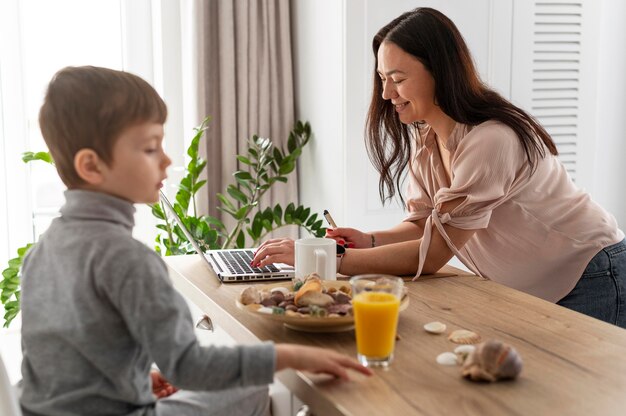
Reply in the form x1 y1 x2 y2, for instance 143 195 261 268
194 0 298 239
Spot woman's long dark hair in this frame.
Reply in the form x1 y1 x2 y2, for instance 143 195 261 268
366 7 557 204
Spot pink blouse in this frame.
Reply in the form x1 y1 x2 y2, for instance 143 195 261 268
406 120 624 302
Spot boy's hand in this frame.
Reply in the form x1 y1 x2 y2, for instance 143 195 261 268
150 370 179 399
275 344 373 381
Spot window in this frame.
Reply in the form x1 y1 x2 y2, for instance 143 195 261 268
0 0 190 268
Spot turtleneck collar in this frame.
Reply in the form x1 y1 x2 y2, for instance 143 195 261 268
60 189 136 231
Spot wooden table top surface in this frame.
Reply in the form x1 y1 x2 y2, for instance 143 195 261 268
164 255 626 416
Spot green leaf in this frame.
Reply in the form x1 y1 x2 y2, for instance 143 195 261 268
234 206 249 220
279 160 295 175
251 214 263 238
227 185 249 205
202 216 226 231
2 268 17 280
272 147 284 164
285 203 295 218
301 207 310 221
294 206 303 220
17 244 33 257
287 132 297 153
306 213 319 227
273 205 283 226
236 155 252 165
22 151 54 165
234 177 253 194
217 193 236 211
233 171 253 181
151 204 165 220
236 230 246 248
192 180 207 194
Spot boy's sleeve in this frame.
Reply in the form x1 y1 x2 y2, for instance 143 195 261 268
111 249 275 390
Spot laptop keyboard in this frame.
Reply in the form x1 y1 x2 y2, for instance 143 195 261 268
218 250 279 275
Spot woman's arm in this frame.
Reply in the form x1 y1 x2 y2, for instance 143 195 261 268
371 219 427 246
326 219 426 248
339 200 476 276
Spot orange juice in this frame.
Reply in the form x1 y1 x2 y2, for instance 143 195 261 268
352 291 400 358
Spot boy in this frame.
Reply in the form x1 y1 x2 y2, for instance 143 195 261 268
20 66 371 416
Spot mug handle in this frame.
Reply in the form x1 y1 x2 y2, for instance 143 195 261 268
314 248 327 278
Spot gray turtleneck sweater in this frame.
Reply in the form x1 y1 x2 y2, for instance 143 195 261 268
20 190 275 416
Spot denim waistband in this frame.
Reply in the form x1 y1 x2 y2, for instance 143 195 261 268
603 239 626 256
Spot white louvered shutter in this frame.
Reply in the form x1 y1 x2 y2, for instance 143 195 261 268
510 0 598 186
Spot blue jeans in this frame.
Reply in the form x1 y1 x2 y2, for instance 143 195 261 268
557 239 626 329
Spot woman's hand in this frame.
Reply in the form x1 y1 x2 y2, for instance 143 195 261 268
151 370 178 399
251 238 295 268
326 227 372 249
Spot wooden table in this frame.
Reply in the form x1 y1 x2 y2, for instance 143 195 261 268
165 255 626 416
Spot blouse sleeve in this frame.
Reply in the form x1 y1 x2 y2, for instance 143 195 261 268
414 122 531 278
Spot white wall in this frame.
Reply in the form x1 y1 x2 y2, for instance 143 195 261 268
292 0 347 236
593 0 626 227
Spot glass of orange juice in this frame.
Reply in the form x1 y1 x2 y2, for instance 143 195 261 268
350 274 403 368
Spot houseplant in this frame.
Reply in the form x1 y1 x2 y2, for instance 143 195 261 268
152 117 325 255
1 119 324 327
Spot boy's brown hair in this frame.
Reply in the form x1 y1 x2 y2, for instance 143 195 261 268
39 66 168 187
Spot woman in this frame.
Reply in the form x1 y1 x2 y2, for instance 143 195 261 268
252 8 626 328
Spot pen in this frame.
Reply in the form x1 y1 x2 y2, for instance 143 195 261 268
323 209 338 228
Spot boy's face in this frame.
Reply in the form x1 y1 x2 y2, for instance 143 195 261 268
99 122 171 204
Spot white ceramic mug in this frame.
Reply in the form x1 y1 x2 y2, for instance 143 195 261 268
295 238 337 280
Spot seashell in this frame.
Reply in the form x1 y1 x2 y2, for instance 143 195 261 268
327 303 352 315
285 310 299 317
461 340 523 382
333 291 352 305
424 321 447 334
284 304 298 312
448 329 481 344
454 345 476 363
260 297 277 307
240 286 261 305
270 292 285 304
436 352 460 366
270 287 290 296
294 276 323 305
296 291 335 307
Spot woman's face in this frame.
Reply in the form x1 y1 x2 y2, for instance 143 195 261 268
377 41 439 124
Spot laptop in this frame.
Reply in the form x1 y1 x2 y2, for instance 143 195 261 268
159 191 295 283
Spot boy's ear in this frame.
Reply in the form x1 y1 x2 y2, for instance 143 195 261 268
74 149 106 185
